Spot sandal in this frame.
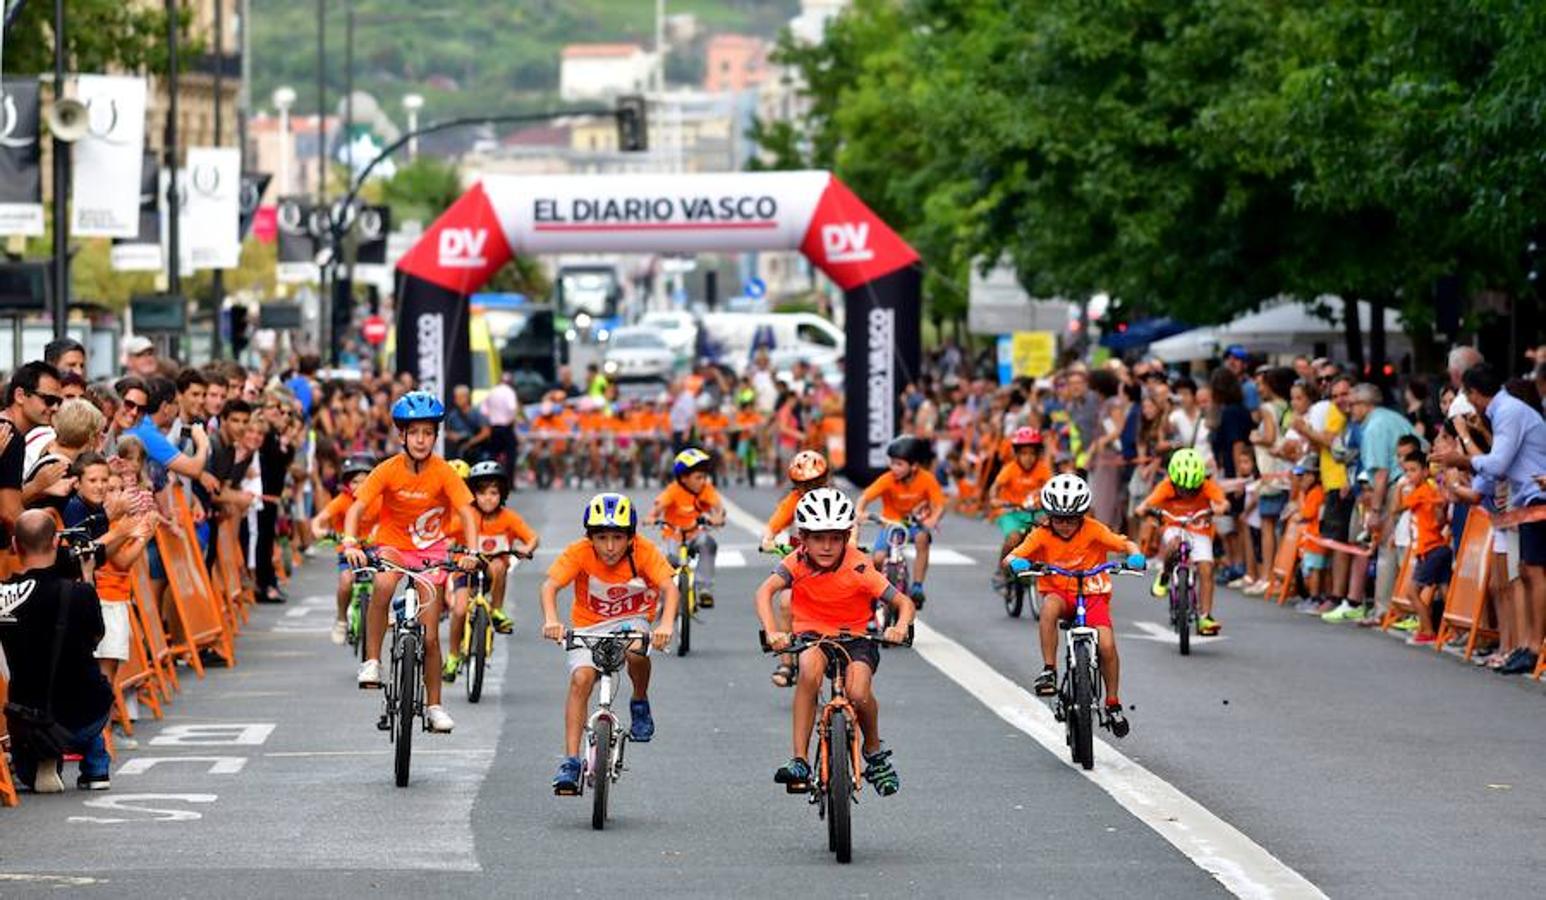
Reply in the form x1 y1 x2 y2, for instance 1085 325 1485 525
770 662 796 688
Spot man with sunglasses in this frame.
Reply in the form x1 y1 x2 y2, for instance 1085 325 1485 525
0 361 67 536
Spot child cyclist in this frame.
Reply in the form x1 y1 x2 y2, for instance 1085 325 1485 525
1003 474 1145 737
442 461 540 681
648 448 726 607
539 493 679 795
311 455 379 646
1134 447 1230 635
988 427 1052 583
342 392 480 734
856 435 944 605
760 450 831 687
754 488 916 794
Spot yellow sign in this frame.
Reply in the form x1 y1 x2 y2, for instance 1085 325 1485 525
1010 331 1056 377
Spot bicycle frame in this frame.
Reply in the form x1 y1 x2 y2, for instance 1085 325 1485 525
565 629 649 792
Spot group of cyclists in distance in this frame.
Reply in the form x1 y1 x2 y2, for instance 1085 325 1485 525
330 380 1232 796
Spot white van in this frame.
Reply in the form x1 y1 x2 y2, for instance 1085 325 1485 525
698 312 844 374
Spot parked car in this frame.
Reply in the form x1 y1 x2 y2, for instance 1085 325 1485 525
637 310 698 362
602 326 677 382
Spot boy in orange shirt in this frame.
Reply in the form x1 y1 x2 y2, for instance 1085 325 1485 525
1289 457 1327 608
1004 474 1144 736
342 392 479 734
1134 448 1230 635
310 455 380 646
760 450 831 687
856 436 944 605
648 448 726 606
1391 451 1450 644
443 461 540 680
731 392 763 486
989 427 1052 572
754 488 915 794
539 492 679 795
528 399 573 485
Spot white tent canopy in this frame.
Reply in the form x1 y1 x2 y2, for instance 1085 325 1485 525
1149 296 1409 363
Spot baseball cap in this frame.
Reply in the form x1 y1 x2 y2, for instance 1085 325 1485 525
1224 344 1250 361
1293 455 1320 476
124 335 155 356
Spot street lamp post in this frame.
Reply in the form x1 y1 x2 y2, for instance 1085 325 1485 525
273 86 296 193
166 0 183 353
50 0 68 338
211 0 226 359
402 93 423 160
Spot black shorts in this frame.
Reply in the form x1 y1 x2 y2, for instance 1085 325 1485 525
1319 489 1354 542
1414 545 1453 587
802 635 880 675
1519 506 1546 567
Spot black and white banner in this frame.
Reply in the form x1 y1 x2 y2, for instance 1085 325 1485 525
393 270 471 403
276 196 318 283
239 172 271 239
71 74 147 238
0 79 43 236
185 147 241 270
111 152 161 271
356 205 390 266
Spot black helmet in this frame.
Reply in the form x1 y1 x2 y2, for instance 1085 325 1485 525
886 435 932 465
341 456 376 481
467 460 510 495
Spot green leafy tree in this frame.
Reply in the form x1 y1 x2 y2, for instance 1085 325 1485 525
6 1 199 76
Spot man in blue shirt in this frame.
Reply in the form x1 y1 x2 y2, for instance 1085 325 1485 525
1223 345 1260 411
1433 363 1546 675
124 376 209 481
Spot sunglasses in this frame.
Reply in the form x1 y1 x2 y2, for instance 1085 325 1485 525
121 399 142 412
31 391 62 407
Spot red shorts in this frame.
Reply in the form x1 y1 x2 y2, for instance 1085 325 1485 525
1043 592 1112 629
380 542 453 587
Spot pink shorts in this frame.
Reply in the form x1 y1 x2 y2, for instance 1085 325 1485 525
1042 592 1113 629
380 542 453 587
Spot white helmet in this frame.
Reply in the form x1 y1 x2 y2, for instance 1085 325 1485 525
1040 473 1092 516
795 487 856 532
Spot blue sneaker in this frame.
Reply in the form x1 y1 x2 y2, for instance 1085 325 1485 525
629 699 654 742
552 756 582 795
908 582 926 608
774 756 812 792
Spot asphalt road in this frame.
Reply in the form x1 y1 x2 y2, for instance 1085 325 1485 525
2 482 1541 898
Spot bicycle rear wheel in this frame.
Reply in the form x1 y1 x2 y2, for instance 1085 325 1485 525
676 569 692 657
1005 579 1024 618
394 631 419 787
828 711 854 863
1173 568 1191 656
1071 641 1095 770
590 717 612 830
466 606 489 703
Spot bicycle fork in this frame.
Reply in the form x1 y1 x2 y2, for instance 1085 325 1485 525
585 672 629 790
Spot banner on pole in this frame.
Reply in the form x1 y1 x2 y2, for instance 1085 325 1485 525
71 75 147 238
111 152 162 271
185 147 241 270
239 172 272 239
276 196 318 283
356 204 390 266
0 80 44 236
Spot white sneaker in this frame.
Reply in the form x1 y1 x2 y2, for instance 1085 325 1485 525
1226 575 1250 589
1243 579 1270 596
32 760 64 794
330 620 348 646
357 659 382 689
425 704 455 733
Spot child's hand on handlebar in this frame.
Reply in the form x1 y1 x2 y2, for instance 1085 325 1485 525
767 631 793 651
650 622 674 651
344 545 370 568
882 623 908 645
542 619 564 643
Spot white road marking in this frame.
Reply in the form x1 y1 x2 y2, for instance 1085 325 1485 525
117 757 248 776
261 749 497 758
718 493 1323 900
919 547 975 566
1127 620 1229 644
717 549 747 568
69 793 219 824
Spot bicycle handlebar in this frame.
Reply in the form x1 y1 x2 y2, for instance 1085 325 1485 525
561 627 650 651
1150 509 1211 524
1016 561 1145 579
757 627 914 654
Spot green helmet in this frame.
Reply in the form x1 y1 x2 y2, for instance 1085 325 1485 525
1167 448 1208 490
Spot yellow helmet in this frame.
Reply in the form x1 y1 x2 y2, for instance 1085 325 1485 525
1167 448 1207 490
584 492 636 534
448 459 472 480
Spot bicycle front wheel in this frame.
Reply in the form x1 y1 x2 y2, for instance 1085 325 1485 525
1071 641 1095 770
828 710 854 863
1005 579 1024 618
1173 567 1191 656
466 606 489 703
394 631 419 787
676 569 692 657
590 717 612 830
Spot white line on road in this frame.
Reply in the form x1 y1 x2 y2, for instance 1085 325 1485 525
718 493 1322 900
1128 620 1229 644
262 749 497 758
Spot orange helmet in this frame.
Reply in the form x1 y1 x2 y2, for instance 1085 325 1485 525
1010 426 1044 447
787 450 830 484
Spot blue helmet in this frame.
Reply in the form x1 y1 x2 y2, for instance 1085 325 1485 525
584 492 637 534
391 390 445 426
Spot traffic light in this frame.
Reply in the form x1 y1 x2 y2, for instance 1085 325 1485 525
616 95 648 152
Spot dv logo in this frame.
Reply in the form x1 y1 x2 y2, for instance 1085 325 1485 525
439 227 488 269
821 222 874 264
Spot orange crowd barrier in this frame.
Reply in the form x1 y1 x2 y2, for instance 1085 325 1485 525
1433 513 1496 661
0 675 16 808
1379 547 1419 631
157 488 235 676
129 557 181 699
1267 520 1304 605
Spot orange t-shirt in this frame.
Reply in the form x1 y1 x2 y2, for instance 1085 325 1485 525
656 480 722 534
1143 479 1226 536
697 410 730 437
320 489 382 536
445 507 537 555
1009 518 1131 597
860 469 945 522
777 544 895 635
1298 485 1324 537
577 411 608 436
991 457 1052 508
547 536 676 627
624 410 655 435
767 489 801 535
1400 480 1445 556
734 410 761 433
353 454 474 551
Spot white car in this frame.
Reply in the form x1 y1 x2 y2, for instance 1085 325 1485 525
637 310 698 361
602 327 677 382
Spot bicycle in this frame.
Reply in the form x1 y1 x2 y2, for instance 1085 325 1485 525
348 565 374 663
352 550 459 788
562 627 650 830
863 514 919 630
1013 560 1144 771
759 627 914 864
990 503 1046 620
1151 509 1209 656
451 548 531 703
658 519 716 657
